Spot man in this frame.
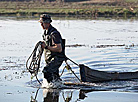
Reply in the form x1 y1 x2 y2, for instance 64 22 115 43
39 14 65 83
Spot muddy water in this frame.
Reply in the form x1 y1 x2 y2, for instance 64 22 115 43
0 18 138 102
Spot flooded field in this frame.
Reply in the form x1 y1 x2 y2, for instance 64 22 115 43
0 17 138 102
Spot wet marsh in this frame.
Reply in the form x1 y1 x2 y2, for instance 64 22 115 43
0 17 138 102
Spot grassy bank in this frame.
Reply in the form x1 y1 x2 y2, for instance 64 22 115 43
0 0 138 18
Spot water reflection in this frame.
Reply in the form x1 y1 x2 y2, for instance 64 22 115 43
30 88 95 102
62 90 73 102
29 79 138 102
30 88 40 102
79 89 89 100
43 89 60 102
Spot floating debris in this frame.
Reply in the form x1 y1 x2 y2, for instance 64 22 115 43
7 92 12 94
0 68 7 71
66 44 86 47
96 44 125 48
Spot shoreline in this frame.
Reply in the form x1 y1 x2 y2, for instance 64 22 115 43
0 1 138 18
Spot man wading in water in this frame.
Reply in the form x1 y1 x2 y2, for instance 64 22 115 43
39 14 65 85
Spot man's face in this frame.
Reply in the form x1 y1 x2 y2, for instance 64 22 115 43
39 18 50 30
41 22 49 30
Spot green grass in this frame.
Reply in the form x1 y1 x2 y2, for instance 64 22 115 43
125 0 138 3
0 1 138 17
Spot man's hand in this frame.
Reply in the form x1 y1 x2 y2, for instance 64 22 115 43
41 42 47 49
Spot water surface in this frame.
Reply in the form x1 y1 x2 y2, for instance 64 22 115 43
0 18 138 102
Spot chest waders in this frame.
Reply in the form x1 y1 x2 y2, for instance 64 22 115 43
42 29 65 83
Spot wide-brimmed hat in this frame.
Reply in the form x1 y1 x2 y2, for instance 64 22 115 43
39 14 52 23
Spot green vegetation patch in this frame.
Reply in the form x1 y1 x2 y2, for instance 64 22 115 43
0 1 138 18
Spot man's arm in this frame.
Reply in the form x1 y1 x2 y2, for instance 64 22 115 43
41 42 62 53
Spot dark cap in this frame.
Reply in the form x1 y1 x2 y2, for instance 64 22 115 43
39 14 52 23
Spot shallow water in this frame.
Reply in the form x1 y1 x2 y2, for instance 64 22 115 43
0 18 138 102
